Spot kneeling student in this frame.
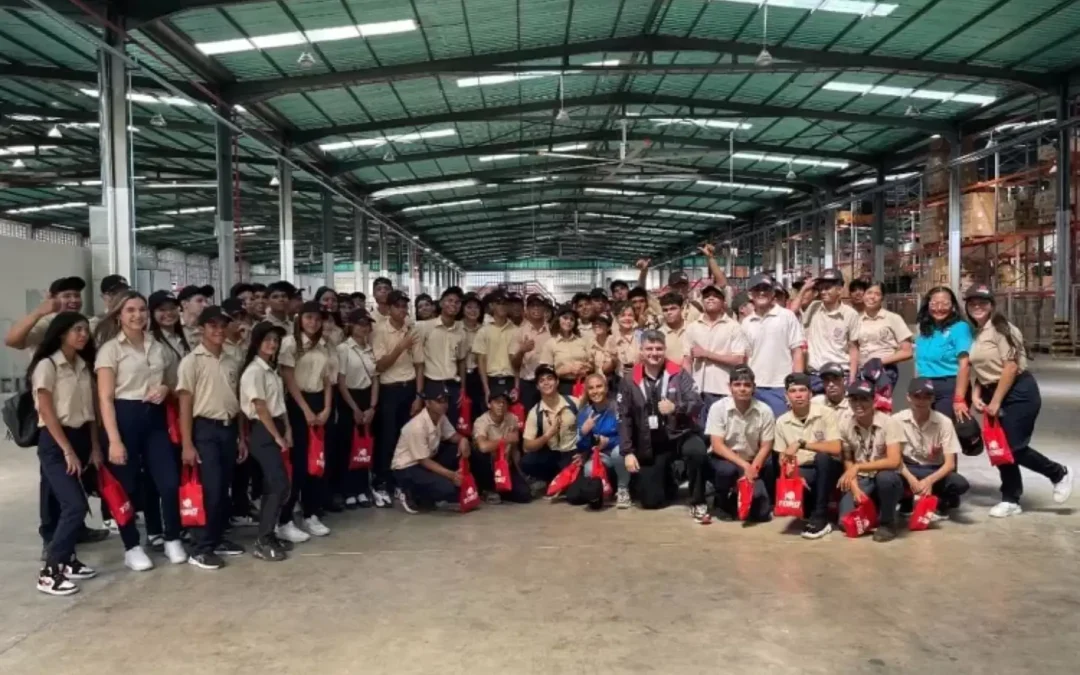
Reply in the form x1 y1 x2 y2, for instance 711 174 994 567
893 378 970 519
520 364 579 484
391 381 473 513
837 381 903 542
470 387 532 504
811 362 852 424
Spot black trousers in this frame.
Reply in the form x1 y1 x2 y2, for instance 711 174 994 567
248 418 291 540
985 372 1064 503
283 391 329 521
470 447 532 503
709 456 776 520
464 369 486 421
927 376 969 421
519 448 575 483
427 379 461 432
635 433 708 510
794 453 844 522
376 382 416 491
393 443 459 506
191 417 239 555
335 387 373 497
518 378 539 412
109 400 181 549
230 443 257 518
38 425 92 567
900 463 970 512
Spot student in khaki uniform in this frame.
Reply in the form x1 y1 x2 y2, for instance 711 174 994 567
588 313 617 381
460 293 487 420
278 301 334 538
391 382 473 513
4 276 86 351
473 290 518 401
418 287 468 425
521 365 580 483
857 282 913 387
811 362 852 424
95 290 184 572
836 381 903 542
315 287 346 348
893 378 970 519
507 292 525 327
683 284 750 415
628 286 659 330
965 285 1072 517
371 277 395 325
177 284 214 347
29 312 100 596
798 268 860 390
573 292 596 343
265 281 297 333
509 293 552 412
372 290 423 508
177 306 244 570
539 304 591 396
219 298 260 525
469 387 532 504
658 292 688 364
336 310 379 508
250 283 269 318
611 301 640 375
238 321 294 562
773 372 843 540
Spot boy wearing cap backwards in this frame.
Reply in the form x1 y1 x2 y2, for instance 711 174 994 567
773 372 843 539
470 387 532 504
178 284 215 347
473 290 518 404
176 306 246 570
741 272 805 418
5 276 87 350
510 293 553 411
521 364 580 485
265 281 297 333
683 283 750 415
837 381 904 542
797 269 860 390
390 381 473 513
811 362 852 424
416 287 469 424
892 378 970 519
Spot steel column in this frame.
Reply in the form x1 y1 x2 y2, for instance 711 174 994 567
321 188 334 287
823 207 835 271
378 221 388 287
774 239 783 283
215 109 235 294
948 141 962 293
354 208 367 296
872 168 886 281
1054 88 1072 320
277 160 295 283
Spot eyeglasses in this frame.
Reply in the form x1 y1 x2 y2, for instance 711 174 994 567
928 302 952 310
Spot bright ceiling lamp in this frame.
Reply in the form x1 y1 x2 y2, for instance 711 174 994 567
650 118 752 131
994 119 1056 133
621 176 695 184
583 212 632 221
142 181 218 189
162 206 216 215
549 142 591 152
400 198 482 213
196 19 417 55
135 224 175 232
512 176 548 183
823 81 995 106
6 201 89 215
371 178 478 199
732 151 848 169
716 1 897 18
457 60 620 88
0 144 57 155
657 208 736 220
848 171 919 187
508 202 560 211
696 179 794 194
478 153 525 163
584 187 646 196
79 89 198 108
319 128 456 152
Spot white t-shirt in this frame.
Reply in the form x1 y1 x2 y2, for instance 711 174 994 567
741 306 805 387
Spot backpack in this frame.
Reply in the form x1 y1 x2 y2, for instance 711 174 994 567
3 389 39 448
535 395 578 436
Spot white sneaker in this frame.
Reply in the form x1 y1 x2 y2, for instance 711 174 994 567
396 489 420 514
372 488 392 508
275 522 311 543
989 501 1023 518
345 496 357 507
356 493 371 508
103 518 119 533
124 546 154 572
1053 467 1073 504
926 511 948 523
302 515 330 537
163 540 188 564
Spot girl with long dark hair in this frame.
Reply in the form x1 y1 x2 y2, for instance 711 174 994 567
335 309 379 508
315 286 345 347
913 286 974 421
30 312 99 595
539 304 590 396
460 293 486 421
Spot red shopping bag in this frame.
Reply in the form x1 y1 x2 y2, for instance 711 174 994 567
571 378 585 398
178 465 206 528
873 386 894 413
349 427 374 470
97 466 134 527
591 446 612 498
165 400 181 445
307 426 326 477
282 444 293 485
457 395 473 436
908 495 940 532
493 439 512 492
983 415 1014 466
459 457 480 513
546 458 582 497
736 477 754 521
841 494 879 538
508 402 526 431
774 461 805 518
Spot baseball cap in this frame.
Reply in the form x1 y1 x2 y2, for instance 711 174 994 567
147 290 178 313
229 282 254 298
462 291 483 308
731 291 751 310
100 274 129 295
818 362 845 378
700 283 725 299
554 303 577 317
668 270 690 286
506 292 523 304
773 280 789 297
964 283 994 302
49 276 86 295
730 365 755 384
419 381 450 401
221 297 247 317
535 364 557 380
488 385 512 402
486 289 507 304
816 268 844 284
588 288 608 301
747 273 773 291
594 312 612 326
525 293 545 307
784 372 813 390
847 380 875 399
196 306 233 326
297 300 324 317
177 284 214 303
908 377 935 397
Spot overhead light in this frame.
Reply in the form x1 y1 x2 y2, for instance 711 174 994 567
11 158 26 169
584 187 646 196
0 144 56 156
318 128 456 152
56 179 102 187
383 147 396 162
162 206 216 215
5 113 60 122
6 200 88 214
621 176 695 184
400 198 483 213
196 20 417 55
717 0 897 17
786 163 797 181
583 212 632 221
371 178 479 199
755 47 774 68
650 118 752 131
47 125 62 139
549 142 590 152
297 51 317 69
733 151 848 169
905 105 921 117
696 179 794 194
512 176 548 184
150 114 167 128
657 208 736 220
136 224 175 232
78 89 197 108
508 202 560 211
456 60 618 89
823 81 996 106
994 119 1055 133
848 171 919 187
269 171 280 187
478 153 524 163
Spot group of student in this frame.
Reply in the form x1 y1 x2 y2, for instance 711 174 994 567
7 244 1072 597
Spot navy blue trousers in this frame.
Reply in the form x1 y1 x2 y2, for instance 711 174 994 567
38 425 92 566
191 417 239 554
109 400 180 549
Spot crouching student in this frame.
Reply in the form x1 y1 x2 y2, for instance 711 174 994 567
470 387 532 504
774 373 843 539
575 373 630 508
837 381 903 543
520 364 580 486
177 306 245 570
391 382 473 513
704 365 775 524
239 322 294 561
893 378 970 520
811 362 852 424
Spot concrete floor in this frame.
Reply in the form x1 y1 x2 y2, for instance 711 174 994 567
2 362 1079 674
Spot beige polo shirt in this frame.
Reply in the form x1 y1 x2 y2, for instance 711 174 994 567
773 403 841 466
804 301 860 371
32 352 94 428
337 338 376 390
841 411 903 476
509 321 551 380
373 320 423 385
577 320 595 344
858 309 913 365
96 332 167 401
892 409 961 467
263 312 294 334
182 323 202 348
811 393 853 426
741 306 805 388
176 344 240 421
969 321 1027 385
24 313 57 350
391 411 456 470
704 397 776 461
660 322 688 363
472 319 517 377
591 335 617 374
462 323 481 372
539 334 591 373
612 328 640 370
239 357 286 419
421 318 467 381
523 396 578 452
684 313 750 396
473 411 518 446
279 334 333 393
159 332 189 390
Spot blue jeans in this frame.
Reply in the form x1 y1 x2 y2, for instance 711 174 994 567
582 445 630 489
754 387 788 418
39 425 91 566
394 443 460 506
838 471 903 525
109 400 181 549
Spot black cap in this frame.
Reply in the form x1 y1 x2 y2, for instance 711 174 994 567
346 309 373 324
571 292 589 306
535 364 557 380
588 288 608 301
49 276 86 295
908 377 935 396
819 362 845 378
488 385 511 402
668 270 690 286
964 283 994 302
594 312 612 326
250 320 287 348
507 292 523 304
731 365 755 384
732 291 751 310
847 380 875 399
817 268 844 284
700 283 725 299
229 282 254 298
955 417 984 457
486 289 507 303
100 274 128 295
419 380 450 401
525 293 545 307
773 280 789 297
177 284 214 303
462 291 483 308
628 286 648 300
387 290 410 306
147 290 178 312
221 297 247 317
298 300 324 317
747 273 773 290
609 279 630 292
554 303 576 317
196 305 233 326
784 372 813 390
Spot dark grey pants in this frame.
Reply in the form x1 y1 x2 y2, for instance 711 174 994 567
249 418 291 539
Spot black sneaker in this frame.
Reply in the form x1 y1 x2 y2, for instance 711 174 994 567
214 540 245 556
801 520 833 540
37 564 78 596
180 529 195 545
270 534 294 552
188 552 225 570
872 524 897 543
252 537 287 562
325 494 345 513
76 525 109 544
147 534 165 552
64 557 97 580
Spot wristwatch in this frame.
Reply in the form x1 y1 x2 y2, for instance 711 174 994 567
798 439 807 450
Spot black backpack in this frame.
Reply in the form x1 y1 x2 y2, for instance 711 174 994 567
535 395 579 436
3 389 39 448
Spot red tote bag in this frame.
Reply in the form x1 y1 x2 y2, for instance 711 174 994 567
841 494 880 538
571 379 585 398
282 444 293 485
873 386 894 414
97 466 134 527
508 402 526 431
983 415 1015 467
307 426 326 477
458 457 480 513
165 400 181 445
546 458 582 497
349 427 374 470
774 461 805 518
493 439 513 493
591 446 613 498
178 465 206 528
908 495 941 532
457 396 473 436
736 477 754 521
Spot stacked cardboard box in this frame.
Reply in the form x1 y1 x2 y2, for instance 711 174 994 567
997 192 1035 234
919 204 947 244
925 137 978 195
961 193 996 238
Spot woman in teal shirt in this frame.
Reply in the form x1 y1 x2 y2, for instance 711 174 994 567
914 286 973 422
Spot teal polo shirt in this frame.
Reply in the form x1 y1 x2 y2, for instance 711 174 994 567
914 320 974 378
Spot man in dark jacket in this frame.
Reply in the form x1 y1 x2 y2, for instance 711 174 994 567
617 330 705 510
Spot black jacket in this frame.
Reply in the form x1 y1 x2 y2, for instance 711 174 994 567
616 361 702 461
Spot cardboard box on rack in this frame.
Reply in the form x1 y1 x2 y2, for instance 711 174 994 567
919 204 947 244
961 193 996 238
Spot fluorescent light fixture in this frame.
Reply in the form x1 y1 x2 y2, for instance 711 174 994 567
196 38 254 55
136 224 175 232
994 119 1056 133
359 19 417 37
6 201 88 215
477 153 524 163
304 26 361 42
696 180 794 194
142 182 217 189
848 171 919 187
400 198 483 213
512 176 548 184
251 32 306 49
822 81 996 106
57 179 102 187
371 178 478 199
584 187 646 196
162 206 216 215
5 113 59 122
508 202 560 211
236 225 266 233
0 144 56 155
456 59 620 87
716 1 897 17
650 118 753 131
583 212 632 221
196 19 417 55
318 128 456 152
79 89 197 108
657 208 736 220
621 176 696 184
732 151 848 169
550 143 591 152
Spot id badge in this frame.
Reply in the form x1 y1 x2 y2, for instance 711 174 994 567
648 415 659 430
